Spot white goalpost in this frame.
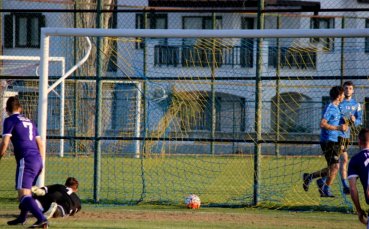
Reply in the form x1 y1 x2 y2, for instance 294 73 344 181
38 27 369 187
37 36 92 186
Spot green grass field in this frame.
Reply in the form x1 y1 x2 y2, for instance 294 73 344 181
0 200 361 228
0 154 366 228
0 155 359 210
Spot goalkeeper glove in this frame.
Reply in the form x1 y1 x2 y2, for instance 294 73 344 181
31 186 46 196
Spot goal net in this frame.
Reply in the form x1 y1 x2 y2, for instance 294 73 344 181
3 27 369 211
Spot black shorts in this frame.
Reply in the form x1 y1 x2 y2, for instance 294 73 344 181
338 136 350 153
320 141 341 166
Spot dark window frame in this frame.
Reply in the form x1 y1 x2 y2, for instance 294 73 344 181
14 13 44 48
365 19 369 53
241 17 255 68
268 46 317 69
181 16 223 67
135 13 168 49
310 17 335 51
179 95 221 132
107 6 118 72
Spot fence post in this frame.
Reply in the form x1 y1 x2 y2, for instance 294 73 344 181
254 0 264 206
93 0 103 203
275 15 281 157
340 17 345 85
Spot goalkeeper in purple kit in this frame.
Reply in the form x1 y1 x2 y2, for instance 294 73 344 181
338 81 362 194
0 96 48 228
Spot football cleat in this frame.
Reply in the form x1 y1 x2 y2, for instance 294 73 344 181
28 220 48 228
7 218 26 226
302 173 312 191
317 179 335 198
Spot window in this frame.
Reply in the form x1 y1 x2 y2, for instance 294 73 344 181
154 45 179 66
365 19 369 53
271 93 313 133
310 18 334 50
241 18 254 68
182 16 222 67
107 7 118 72
268 47 317 69
179 95 221 131
136 14 167 49
112 83 138 131
218 96 245 132
4 13 45 48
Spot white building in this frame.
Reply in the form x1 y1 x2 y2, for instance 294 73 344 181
1 0 369 154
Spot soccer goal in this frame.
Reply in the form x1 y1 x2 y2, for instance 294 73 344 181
37 27 369 209
0 55 66 157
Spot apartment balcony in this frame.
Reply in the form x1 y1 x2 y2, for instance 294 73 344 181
153 45 317 69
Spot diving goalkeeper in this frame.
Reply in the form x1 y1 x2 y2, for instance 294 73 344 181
32 177 82 219
8 177 82 225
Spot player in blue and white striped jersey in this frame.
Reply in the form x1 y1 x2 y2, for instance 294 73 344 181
348 128 369 227
339 81 362 195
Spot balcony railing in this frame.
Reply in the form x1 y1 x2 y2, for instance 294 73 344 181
154 45 317 69
154 45 254 67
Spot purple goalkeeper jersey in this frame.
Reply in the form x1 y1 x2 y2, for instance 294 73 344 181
2 113 41 161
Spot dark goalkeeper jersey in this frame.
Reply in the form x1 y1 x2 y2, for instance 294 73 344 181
348 148 369 204
36 184 81 216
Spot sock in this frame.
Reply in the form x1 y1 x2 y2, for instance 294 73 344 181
17 196 29 222
321 177 327 184
323 184 331 193
21 195 46 222
342 179 349 189
17 209 28 223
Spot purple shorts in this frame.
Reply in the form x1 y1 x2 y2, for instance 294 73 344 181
15 156 43 190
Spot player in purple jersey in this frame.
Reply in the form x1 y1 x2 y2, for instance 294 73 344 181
338 81 362 195
0 97 48 228
348 128 369 226
302 86 348 197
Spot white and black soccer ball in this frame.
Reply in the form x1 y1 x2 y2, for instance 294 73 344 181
185 194 201 209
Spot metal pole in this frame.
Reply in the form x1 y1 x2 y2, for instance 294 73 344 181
139 11 148 202
93 0 103 203
142 12 148 158
37 33 50 187
60 60 65 157
275 15 281 157
253 0 264 206
135 82 142 159
211 12 216 155
340 17 345 85
73 0 78 155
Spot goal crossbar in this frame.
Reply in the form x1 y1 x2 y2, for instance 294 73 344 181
41 28 369 38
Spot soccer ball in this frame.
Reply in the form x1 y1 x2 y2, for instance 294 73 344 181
185 194 201 209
